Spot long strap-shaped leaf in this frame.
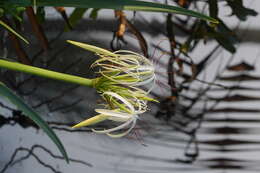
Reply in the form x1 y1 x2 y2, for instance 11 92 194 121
0 82 69 163
4 0 218 23
0 20 29 44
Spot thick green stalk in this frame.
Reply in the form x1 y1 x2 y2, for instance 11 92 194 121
0 59 94 87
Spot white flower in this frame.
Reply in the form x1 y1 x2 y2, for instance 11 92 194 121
102 91 148 114
72 92 141 138
67 40 159 137
92 109 138 138
67 40 156 93
93 50 156 92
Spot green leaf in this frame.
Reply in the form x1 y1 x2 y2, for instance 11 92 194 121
4 0 218 23
0 82 69 163
208 20 237 53
0 8 4 17
209 0 218 18
4 4 25 22
36 6 46 24
214 33 236 53
64 7 88 32
0 20 29 44
89 8 100 20
226 0 258 21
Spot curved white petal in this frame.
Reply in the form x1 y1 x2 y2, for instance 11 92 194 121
95 109 131 122
107 119 137 138
134 73 156 86
92 118 134 134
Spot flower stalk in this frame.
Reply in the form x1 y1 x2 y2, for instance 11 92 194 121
0 59 94 87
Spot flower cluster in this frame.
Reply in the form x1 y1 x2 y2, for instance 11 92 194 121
68 40 157 138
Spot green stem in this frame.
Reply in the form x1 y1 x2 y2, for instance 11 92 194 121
0 59 94 87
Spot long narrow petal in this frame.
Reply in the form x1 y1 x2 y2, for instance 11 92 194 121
95 109 131 122
107 119 137 138
67 40 116 57
72 114 108 128
92 118 134 134
134 73 155 86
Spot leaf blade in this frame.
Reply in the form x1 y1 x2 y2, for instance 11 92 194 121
0 20 29 44
64 8 88 31
0 82 69 163
4 0 218 23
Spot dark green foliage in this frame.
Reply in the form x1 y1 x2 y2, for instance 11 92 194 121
226 0 258 21
64 8 88 31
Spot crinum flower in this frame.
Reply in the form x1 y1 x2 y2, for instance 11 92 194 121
72 92 140 138
67 40 158 137
67 40 156 93
92 49 156 92
93 77 156 114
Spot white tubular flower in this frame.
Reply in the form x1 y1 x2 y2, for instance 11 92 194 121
72 92 140 138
